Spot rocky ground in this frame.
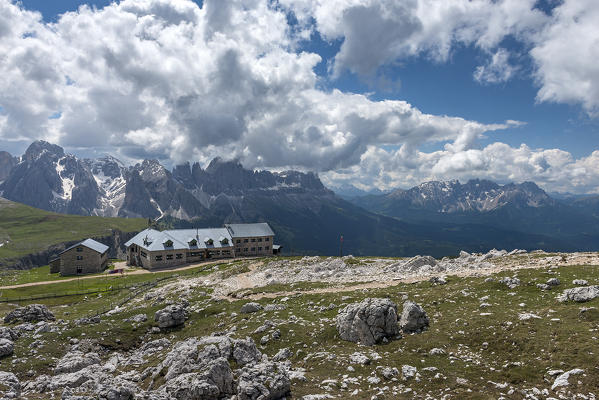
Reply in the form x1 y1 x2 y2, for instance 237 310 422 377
0 250 598 399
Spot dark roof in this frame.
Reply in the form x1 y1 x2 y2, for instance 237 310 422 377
59 238 109 256
224 223 274 238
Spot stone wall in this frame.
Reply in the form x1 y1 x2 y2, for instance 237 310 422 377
233 235 274 257
60 246 107 276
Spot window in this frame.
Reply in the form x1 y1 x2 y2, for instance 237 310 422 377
251 238 256 242
166 254 173 260
258 247 262 251
76 255 83 260
244 248 248 252
187 251 203 257
251 247 256 251
265 237 270 242
76 247 83 252
155 255 163 261
236 239 241 244
76 266 83 274
140 251 147 258
265 246 269 250
223 250 231 255
258 238 262 242
244 239 248 243
176 253 183 259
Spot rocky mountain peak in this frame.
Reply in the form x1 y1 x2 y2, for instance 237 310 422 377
23 140 64 162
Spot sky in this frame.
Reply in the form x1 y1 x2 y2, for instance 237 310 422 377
0 0 598 194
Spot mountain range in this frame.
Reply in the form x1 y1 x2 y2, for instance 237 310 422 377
0 140 597 256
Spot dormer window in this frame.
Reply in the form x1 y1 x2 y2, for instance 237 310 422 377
204 237 213 245
188 238 197 247
163 239 173 247
220 236 229 245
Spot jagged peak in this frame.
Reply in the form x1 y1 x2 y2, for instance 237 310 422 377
24 140 64 161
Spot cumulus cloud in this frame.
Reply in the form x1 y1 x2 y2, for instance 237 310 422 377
530 0 599 115
323 143 599 194
281 0 547 76
0 0 597 194
473 48 517 84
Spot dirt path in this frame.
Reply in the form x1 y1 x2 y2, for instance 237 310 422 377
0 258 245 290
219 261 590 301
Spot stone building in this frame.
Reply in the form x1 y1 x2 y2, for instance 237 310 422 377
50 238 109 276
125 222 276 270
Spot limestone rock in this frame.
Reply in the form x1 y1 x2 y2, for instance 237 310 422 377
233 337 262 367
0 371 20 399
154 304 187 329
399 301 429 333
236 362 291 400
162 358 233 400
4 304 55 324
54 351 101 374
499 277 521 289
547 278 560 286
336 298 399 346
551 368 584 390
558 286 599 302
241 302 263 314
573 279 588 286
0 339 14 358
0 327 17 341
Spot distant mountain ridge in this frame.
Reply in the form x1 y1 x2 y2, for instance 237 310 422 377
350 179 599 244
1 141 597 256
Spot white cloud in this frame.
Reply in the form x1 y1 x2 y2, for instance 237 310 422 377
530 0 599 115
473 48 517 84
323 143 599 194
0 0 597 195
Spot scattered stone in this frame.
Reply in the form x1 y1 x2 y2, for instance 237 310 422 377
429 276 447 285
349 352 371 365
380 367 399 380
537 283 551 291
241 302 263 314
429 348 446 356
127 314 148 323
572 279 588 286
272 348 292 362
547 278 560 286
4 304 55 324
0 371 20 399
401 365 419 381
558 286 599 302
162 358 234 399
399 300 429 333
336 298 399 346
74 316 100 325
551 368 584 390
54 351 101 374
264 304 287 312
499 277 521 289
518 313 542 321
233 338 262 367
0 339 14 358
154 304 188 329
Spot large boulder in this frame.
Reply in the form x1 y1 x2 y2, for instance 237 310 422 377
336 298 399 346
0 327 17 341
241 302 263 314
399 301 429 333
233 338 262 367
154 304 188 329
558 286 599 303
236 362 291 400
0 339 14 358
4 304 55 324
54 351 101 374
162 358 234 400
0 371 20 399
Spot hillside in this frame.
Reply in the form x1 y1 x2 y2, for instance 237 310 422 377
0 197 147 261
0 251 598 398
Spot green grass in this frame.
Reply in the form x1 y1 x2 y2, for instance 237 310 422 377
0 197 147 260
4 259 599 398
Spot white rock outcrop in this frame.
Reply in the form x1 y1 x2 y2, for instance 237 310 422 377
336 298 399 346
